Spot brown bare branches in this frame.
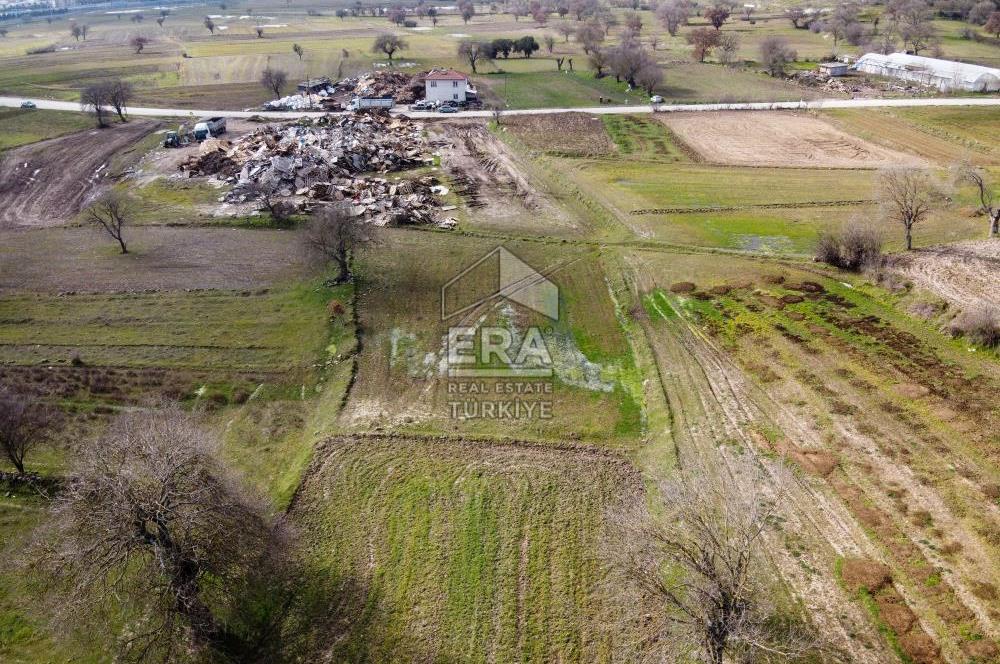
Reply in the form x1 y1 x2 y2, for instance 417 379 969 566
956 163 999 237
84 191 133 254
877 167 935 251
302 203 374 284
0 389 53 476
607 456 819 663
27 409 283 662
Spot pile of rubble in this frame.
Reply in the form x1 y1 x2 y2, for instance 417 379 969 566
264 90 335 111
342 69 423 103
180 113 453 227
793 71 927 96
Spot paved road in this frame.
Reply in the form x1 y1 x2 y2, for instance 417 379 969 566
2 94 998 120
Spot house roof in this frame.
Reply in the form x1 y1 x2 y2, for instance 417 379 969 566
425 69 468 81
855 52 1000 85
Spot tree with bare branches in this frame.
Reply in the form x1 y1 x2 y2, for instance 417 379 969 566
80 83 111 127
107 78 133 121
0 389 53 476
204 16 216 33
84 191 132 253
608 456 817 664
956 163 1000 237
27 409 283 662
260 66 287 96
293 42 304 59
877 168 934 250
302 204 373 284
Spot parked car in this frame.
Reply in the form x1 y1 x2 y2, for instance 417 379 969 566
410 100 433 111
20 100 36 109
650 95 664 104
438 105 459 113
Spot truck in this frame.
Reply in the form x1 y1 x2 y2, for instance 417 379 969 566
347 96 394 112
192 117 226 141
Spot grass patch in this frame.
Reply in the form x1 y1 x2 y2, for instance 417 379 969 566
289 435 642 663
0 109 95 151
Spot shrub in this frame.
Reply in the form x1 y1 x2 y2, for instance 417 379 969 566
327 299 346 317
815 223 883 271
949 307 1000 347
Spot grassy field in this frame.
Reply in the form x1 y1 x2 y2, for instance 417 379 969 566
290 434 643 663
1 0 996 110
0 108 95 151
0 284 334 371
347 230 644 446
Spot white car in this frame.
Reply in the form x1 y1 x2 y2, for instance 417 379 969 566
650 95 664 104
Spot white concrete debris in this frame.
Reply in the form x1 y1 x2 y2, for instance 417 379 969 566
180 113 455 227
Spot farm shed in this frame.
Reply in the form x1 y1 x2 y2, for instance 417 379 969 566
853 52 1000 92
819 62 849 76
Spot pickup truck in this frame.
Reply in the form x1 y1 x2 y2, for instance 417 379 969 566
193 117 226 141
347 96 394 111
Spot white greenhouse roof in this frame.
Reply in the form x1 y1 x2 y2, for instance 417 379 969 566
855 52 1000 86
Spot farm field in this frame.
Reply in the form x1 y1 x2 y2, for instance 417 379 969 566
0 0 996 112
0 0 999 659
290 434 644 663
624 249 1000 663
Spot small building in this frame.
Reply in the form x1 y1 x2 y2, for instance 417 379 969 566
818 62 849 77
853 52 1000 92
424 69 474 104
297 77 332 95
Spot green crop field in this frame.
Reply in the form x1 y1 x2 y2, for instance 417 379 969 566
290 434 644 664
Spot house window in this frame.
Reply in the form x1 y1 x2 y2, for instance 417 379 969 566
453 93 458 99
430 81 437 87
452 80 458 87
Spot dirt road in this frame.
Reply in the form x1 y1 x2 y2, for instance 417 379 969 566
0 120 158 228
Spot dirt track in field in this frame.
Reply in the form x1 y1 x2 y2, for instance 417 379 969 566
0 120 158 228
889 239 1000 312
661 111 926 169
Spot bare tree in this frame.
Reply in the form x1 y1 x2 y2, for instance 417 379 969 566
84 191 132 253
588 46 608 77
303 204 373 284
636 61 663 95
703 2 732 29
956 163 1000 236
255 26 265 38
0 389 53 476
129 35 150 54
204 16 216 34
656 0 689 36
986 11 1000 38
80 83 110 128
457 39 492 73
687 27 721 62
608 456 817 664
759 36 796 76
878 168 934 250
490 103 505 125
260 66 287 96
27 409 283 661
372 33 408 62
785 6 808 28
543 34 555 52
107 79 133 122
717 32 740 65
244 181 294 226
292 42 304 59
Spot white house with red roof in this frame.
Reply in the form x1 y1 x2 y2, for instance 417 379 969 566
424 69 474 104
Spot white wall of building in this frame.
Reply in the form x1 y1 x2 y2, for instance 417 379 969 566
425 79 467 103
